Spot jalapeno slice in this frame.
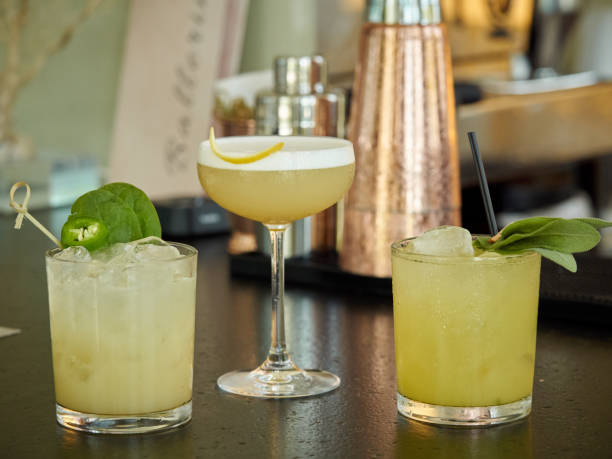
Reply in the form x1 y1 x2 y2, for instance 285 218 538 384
61 216 109 251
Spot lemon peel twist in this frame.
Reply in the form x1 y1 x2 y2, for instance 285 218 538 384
209 127 284 164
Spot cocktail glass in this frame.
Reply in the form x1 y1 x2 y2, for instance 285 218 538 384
45 241 197 434
391 238 541 426
198 135 355 397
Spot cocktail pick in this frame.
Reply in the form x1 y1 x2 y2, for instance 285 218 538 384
467 132 498 237
9 182 63 248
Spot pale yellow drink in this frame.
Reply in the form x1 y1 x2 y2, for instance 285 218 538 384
197 136 355 224
198 164 354 224
391 243 541 408
46 242 196 416
198 134 355 399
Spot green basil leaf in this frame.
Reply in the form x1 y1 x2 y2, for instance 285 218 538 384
531 248 577 273
500 217 559 237
496 219 600 253
101 182 161 238
67 189 142 246
492 218 561 250
478 216 612 271
473 236 493 251
573 218 612 230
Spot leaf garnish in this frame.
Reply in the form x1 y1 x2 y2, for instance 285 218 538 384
530 248 577 273
473 217 611 272
574 218 612 230
61 183 161 250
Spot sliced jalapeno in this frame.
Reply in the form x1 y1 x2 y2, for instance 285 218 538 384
61 216 109 251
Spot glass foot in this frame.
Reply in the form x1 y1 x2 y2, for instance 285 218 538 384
397 393 531 427
56 400 192 434
217 367 340 398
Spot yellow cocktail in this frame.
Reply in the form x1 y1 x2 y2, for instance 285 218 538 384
391 234 541 426
198 136 355 224
198 165 354 224
198 134 355 398
46 241 197 433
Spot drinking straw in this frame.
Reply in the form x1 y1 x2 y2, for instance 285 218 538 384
467 132 498 236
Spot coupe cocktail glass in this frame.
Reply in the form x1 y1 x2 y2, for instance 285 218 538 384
391 238 541 426
46 241 197 433
198 135 355 397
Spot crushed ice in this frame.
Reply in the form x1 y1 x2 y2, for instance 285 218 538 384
53 246 92 262
51 237 190 285
53 237 182 264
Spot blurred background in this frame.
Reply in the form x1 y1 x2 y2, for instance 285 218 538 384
2 0 612 253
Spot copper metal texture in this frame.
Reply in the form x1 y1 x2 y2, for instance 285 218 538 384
219 118 256 137
340 23 461 277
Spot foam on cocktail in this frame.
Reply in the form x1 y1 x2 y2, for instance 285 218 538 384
199 136 354 171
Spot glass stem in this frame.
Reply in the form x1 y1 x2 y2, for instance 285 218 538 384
262 224 294 371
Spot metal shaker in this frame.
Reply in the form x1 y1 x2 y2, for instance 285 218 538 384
255 55 346 256
340 0 461 277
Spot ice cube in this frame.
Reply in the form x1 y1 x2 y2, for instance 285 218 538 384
91 243 137 264
131 238 190 278
133 243 181 261
86 243 137 286
411 226 474 256
54 246 92 262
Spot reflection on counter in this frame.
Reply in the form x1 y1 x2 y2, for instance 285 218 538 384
57 424 195 459
396 418 533 459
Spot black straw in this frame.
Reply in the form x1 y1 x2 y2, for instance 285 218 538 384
467 131 498 236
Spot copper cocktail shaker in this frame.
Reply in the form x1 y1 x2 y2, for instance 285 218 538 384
340 0 461 277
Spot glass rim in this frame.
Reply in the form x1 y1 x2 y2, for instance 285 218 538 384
200 135 353 150
45 241 198 265
391 236 540 264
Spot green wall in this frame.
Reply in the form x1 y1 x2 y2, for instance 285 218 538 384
7 0 130 165
240 0 316 72
4 0 321 166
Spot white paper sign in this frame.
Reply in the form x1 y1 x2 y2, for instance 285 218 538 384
109 0 225 200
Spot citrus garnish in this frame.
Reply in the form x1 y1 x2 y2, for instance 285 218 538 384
209 127 284 164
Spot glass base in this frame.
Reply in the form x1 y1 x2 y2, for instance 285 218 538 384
217 367 340 398
397 393 531 427
56 400 192 434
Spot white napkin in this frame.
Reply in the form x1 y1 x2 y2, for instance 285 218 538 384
0 327 20 338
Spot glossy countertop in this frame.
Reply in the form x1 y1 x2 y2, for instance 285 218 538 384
1 210 611 458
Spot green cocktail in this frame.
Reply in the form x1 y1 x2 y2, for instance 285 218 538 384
391 227 541 426
390 216 611 426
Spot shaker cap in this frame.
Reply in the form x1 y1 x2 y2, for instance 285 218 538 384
365 0 441 25
274 55 328 95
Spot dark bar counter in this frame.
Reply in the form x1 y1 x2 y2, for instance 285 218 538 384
1 210 611 458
